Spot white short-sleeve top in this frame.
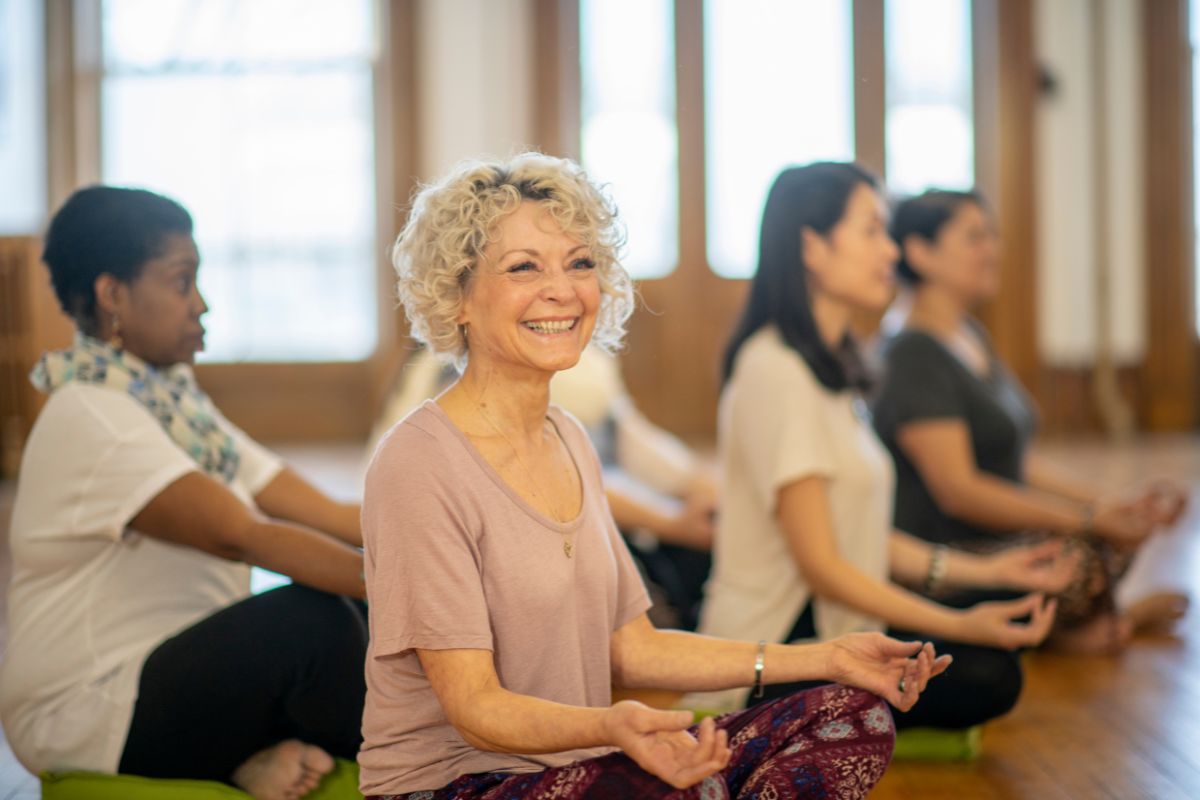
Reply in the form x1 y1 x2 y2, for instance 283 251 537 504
0 382 283 774
695 326 893 711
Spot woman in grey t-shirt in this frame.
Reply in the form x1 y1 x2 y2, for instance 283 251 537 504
874 189 1188 654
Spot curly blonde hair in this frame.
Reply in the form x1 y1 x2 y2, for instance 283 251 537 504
393 152 634 370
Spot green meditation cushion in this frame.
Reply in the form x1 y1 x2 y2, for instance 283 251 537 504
41 757 361 799
892 725 982 761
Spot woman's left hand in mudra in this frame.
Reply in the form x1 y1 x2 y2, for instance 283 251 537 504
604 701 731 789
824 633 952 712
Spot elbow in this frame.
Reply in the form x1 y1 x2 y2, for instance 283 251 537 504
445 708 506 752
213 515 265 564
794 557 843 601
456 726 503 753
440 691 506 752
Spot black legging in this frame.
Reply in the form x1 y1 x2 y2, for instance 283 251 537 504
119 584 368 783
750 600 1023 730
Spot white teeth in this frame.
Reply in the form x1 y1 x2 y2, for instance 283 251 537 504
524 319 575 334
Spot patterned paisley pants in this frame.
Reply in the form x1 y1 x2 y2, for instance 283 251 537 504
369 684 894 800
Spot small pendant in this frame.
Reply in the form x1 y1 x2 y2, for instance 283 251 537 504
563 540 573 558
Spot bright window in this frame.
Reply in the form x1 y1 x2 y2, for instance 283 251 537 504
0 0 46 234
705 0 855 279
100 0 378 362
579 0 678 279
885 0 974 196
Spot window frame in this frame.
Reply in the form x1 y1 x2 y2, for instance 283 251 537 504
44 0 419 441
536 0 1026 437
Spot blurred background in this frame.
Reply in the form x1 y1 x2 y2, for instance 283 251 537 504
0 0 1194 453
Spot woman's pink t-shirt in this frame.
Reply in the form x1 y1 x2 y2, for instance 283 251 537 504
359 401 651 795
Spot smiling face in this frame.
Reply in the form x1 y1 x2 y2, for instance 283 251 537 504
457 200 601 379
99 232 209 367
803 183 900 313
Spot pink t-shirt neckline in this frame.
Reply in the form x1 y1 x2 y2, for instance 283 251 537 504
422 399 587 533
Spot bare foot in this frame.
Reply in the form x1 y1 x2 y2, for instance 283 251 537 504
232 740 335 800
1123 591 1190 636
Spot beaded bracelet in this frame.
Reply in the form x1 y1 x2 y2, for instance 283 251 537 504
924 544 948 595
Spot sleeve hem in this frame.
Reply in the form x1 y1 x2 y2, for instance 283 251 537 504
615 594 652 630
372 633 494 658
109 461 200 540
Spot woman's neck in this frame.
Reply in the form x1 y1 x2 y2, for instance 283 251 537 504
445 361 553 445
906 284 968 337
809 290 852 350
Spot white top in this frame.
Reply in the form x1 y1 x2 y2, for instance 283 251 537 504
0 382 283 774
693 327 892 711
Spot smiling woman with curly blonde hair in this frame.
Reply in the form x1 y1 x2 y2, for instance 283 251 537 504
393 152 634 370
359 152 949 800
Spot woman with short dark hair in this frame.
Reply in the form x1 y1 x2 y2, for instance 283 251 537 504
874 189 1188 654
0 185 369 800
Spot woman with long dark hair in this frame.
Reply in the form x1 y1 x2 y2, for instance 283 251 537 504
696 163 1071 729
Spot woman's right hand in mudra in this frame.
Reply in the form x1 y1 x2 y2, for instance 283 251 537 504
824 633 952 711
958 593 1057 649
603 700 731 789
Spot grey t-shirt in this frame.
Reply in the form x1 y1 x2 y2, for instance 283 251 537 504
872 328 1038 547
359 401 652 795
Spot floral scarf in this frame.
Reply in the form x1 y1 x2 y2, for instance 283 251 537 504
31 334 239 482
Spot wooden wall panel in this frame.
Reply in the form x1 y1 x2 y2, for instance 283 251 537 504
0 238 74 477
1142 0 1197 431
532 0 581 160
853 0 887 178
972 0 1041 397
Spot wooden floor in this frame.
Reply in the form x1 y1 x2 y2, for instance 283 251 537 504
0 436 1197 798
874 435 1200 800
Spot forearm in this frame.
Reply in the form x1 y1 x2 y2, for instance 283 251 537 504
889 531 934 586
239 519 365 599
938 471 1086 535
1024 453 1100 505
456 689 611 754
254 468 363 547
803 556 965 642
321 501 363 547
890 531 994 590
611 624 831 692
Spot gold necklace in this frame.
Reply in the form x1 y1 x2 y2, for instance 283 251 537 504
466 390 577 558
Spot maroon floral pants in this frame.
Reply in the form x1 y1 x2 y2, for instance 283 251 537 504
369 684 895 800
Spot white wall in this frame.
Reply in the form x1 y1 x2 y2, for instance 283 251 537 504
1034 0 1145 366
416 0 536 181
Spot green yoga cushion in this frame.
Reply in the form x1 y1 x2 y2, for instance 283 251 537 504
41 757 362 799
892 725 982 761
